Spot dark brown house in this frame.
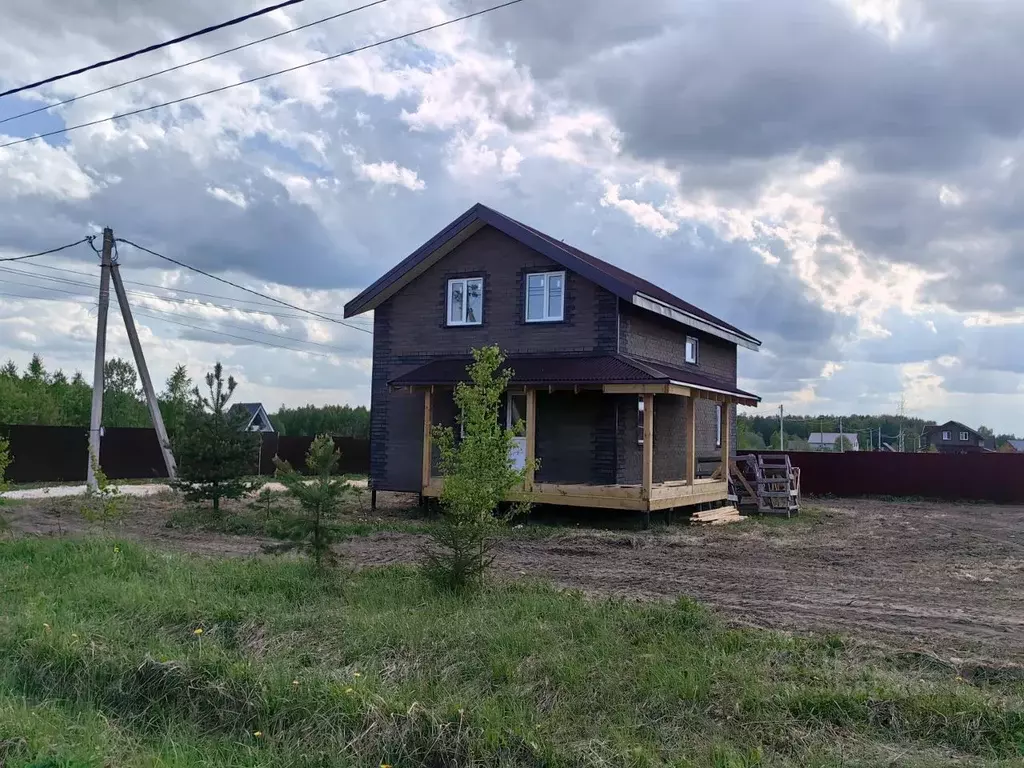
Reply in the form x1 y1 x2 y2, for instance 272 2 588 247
921 421 993 454
344 204 761 515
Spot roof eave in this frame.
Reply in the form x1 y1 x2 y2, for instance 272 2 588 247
632 293 761 350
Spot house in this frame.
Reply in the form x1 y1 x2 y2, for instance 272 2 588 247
343 203 761 519
999 439 1024 453
921 420 992 454
807 432 860 452
229 402 276 433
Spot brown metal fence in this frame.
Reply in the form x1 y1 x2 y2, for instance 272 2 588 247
0 425 370 484
748 450 1024 503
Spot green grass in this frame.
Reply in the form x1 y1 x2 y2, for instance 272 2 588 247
0 539 1021 767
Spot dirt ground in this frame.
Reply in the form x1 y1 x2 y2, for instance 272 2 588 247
4 492 1022 660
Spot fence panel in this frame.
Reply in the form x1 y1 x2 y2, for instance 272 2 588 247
1 424 371 483
748 450 1024 503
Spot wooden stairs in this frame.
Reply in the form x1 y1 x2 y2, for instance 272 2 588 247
727 455 801 517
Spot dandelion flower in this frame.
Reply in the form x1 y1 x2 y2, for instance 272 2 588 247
113 546 120 553
193 628 204 636
353 672 362 677
381 763 393 768
292 679 300 686
253 731 263 738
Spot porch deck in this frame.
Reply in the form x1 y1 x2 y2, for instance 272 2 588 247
422 477 729 512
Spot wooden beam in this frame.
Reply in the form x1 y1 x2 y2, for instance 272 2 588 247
602 383 691 397
642 393 654 499
421 389 433 492
720 402 732 475
525 387 536 490
684 396 696 485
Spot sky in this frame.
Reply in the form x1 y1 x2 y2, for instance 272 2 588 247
1 0 1023 433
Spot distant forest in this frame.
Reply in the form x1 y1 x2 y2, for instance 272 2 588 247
0 355 369 439
738 412 1018 451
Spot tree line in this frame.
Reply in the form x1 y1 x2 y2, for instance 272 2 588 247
738 412 1019 451
0 355 369 438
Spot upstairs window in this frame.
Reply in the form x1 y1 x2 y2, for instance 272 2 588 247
960 431 970 441
941 430 951 441
685 336 699 364
447 277 482 326
525 271 565 322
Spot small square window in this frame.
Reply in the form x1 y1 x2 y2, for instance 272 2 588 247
685 336 698 364
447 277 482 326
525 271 565 322
941 430 951 441
959 431 970 441
637 396 645 446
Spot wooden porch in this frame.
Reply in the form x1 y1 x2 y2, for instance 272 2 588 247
416 378 744 514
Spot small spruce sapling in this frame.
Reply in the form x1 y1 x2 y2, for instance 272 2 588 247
81 450 128 527
274 434 354 569
424 345 534 592
171 363 261 516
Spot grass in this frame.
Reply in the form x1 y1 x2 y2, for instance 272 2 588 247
1 539 1022 767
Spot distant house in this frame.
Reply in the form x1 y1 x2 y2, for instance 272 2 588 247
807 432 859 452
229 402 276 433
998 439 1024 453
921 421 992 454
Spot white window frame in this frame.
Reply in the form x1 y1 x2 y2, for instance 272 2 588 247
637 396 645 446
685 336 699 364
941 430 951 441
715 404 722 447
959 431 970 441
524 271 565 323
447 277 483 326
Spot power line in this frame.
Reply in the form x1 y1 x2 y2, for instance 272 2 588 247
0 238 91 262
0 0 526 150
0 0 393 127
0 0 314 99
116 238 373 333
16 260 368 322
0 262 371 326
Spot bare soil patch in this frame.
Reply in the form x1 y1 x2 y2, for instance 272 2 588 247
4 493 1022 659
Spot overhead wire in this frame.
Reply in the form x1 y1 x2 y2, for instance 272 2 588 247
0 0 393 127
0 0 526 150
117 238 373 333
0 238 91 262
0 0 314 99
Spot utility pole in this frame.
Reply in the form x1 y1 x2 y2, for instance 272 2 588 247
839 417 844 452
779 404 785 451
110 258 177 479
86 228 113 490
898 396 906 453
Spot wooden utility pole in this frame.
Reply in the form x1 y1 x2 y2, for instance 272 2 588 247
86 226 178 488
110 260 177 478
86 228 113 490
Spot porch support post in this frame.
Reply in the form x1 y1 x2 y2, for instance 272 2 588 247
642 393 654 499
684 396 696 485
720 402 732 476
421 388 432 492
525 387 537 490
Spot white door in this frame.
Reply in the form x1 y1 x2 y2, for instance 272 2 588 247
507 392 527 471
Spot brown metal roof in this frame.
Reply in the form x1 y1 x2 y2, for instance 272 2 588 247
389 354 760 405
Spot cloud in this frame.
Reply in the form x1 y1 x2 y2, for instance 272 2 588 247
355 160 426 192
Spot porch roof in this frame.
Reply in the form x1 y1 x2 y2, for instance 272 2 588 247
389 354 760 406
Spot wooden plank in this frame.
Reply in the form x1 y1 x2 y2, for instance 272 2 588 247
602 383 691 397
642 393 654 499
506 490 647 510
525 387 536 490
649 487 729 511
650 480 728 501
684 396 696 486
421 389 432 492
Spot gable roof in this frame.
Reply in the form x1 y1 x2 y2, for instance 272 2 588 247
229 402 273 431
808 432 860 449
923 420 980 437
1007 440 1024 452
343 203 761 350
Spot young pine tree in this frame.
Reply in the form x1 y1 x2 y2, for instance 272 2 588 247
424 345 533 592
273 434 354 569
171 363 261 515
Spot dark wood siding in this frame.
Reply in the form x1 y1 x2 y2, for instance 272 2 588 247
370 225 618 492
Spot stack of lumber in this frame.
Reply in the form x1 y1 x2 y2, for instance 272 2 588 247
688 506 742 526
